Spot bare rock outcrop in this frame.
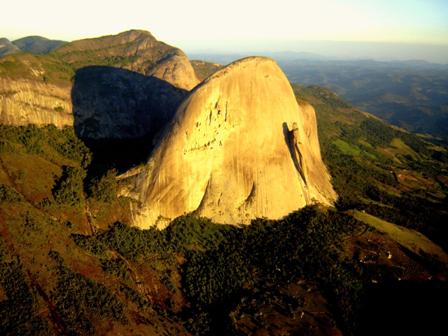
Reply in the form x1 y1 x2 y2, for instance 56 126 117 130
149 51 200 91
0 78 73 127
121 57 337 228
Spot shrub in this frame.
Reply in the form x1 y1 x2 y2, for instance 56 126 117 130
88 169 118 202
0 184 23 202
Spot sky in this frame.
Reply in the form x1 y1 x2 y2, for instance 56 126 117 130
2 0 448 62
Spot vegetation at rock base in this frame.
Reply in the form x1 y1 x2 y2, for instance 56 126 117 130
87 169 118 202
52 166 86 206
68 208 364 335
0 85 447 335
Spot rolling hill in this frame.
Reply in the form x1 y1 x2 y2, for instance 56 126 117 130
12 36 67 54
0 38 21 57
283 59 448 140
294 84 448 250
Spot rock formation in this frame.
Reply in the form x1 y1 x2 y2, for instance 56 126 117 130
121 57 337 228
55 30 199 90
0 78 73 127
0 30 198 137
148 51 200 91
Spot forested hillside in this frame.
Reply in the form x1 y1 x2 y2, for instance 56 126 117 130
1 81 447 334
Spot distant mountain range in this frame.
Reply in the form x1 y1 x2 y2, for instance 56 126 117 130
13 36 66 54
0 37 21 56
0 36 67 56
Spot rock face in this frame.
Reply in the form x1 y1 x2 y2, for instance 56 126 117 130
122 57 337 228
149 51 200 91
0 78 73 127
0 53 74 129
55 30 199 90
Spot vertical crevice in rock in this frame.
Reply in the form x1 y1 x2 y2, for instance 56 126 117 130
282 122 307 185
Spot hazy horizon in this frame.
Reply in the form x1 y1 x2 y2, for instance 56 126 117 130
183 40 448 64
2 0 448 63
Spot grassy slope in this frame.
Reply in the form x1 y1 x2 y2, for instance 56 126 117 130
191 60 222 81
294 84 448 251
0 53 74 87
349 210 448 264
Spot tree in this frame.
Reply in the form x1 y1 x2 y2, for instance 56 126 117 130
52 166 86 206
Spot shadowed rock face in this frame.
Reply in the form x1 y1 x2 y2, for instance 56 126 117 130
72 66 187 139
121 57 337 228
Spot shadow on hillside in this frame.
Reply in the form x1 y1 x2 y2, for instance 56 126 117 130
357 280 448 335
71 66 187 176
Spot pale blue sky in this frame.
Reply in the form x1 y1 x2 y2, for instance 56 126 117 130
2 0 448 61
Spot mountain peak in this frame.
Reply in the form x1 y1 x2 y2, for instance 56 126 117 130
54 29 199 90
117 29 156 39
12 36 66 54
201 56 276 82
